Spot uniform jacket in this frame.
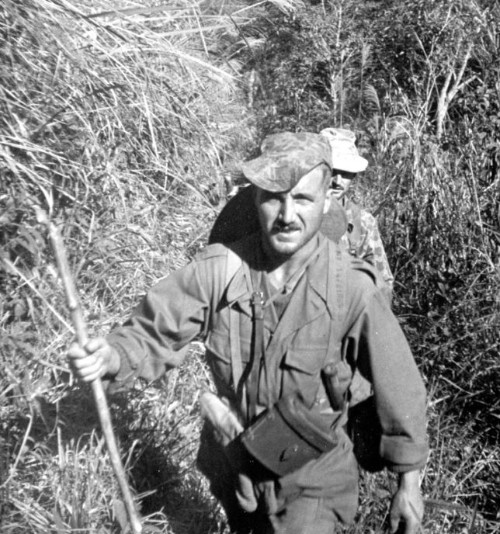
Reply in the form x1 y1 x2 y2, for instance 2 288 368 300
341 198 394 302
107 232 428 522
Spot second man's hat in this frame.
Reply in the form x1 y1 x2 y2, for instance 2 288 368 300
320 128 368 173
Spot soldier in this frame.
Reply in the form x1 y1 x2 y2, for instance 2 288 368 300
320 128 394 303
68 132 428 534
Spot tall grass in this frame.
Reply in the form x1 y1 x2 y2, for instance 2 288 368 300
359 121 500 531
235 1 500 531
0 0 253 532
1 0 499 533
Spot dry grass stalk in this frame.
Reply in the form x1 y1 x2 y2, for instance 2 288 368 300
39 209 143 534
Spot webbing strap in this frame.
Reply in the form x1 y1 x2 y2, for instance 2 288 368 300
226 249 243 399
332 242 346 325
325 243 347 365
247 285 265 421
321 242 348 414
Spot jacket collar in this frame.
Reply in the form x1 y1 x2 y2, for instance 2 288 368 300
226 266 252 315
270 234 334 343
225 234 259 317
224 232 336 332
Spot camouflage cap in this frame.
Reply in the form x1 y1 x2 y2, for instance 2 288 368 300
240 132 332 192
320 128 368 173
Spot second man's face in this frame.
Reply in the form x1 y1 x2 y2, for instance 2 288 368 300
331 171 356 200
254 165 332 259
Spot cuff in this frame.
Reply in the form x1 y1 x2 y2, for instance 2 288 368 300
380 435 429 473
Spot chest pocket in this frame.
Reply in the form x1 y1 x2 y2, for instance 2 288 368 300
282 346 329 406
279 246 346 407
206 248 249 394
205 310 251 396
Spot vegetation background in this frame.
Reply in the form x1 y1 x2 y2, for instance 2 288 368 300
0 0 498 532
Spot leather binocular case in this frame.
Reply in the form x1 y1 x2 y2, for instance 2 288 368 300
239 393 337 477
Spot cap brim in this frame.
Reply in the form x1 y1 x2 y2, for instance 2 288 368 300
333 156 368 173
331 155 368 173
241 157 325 192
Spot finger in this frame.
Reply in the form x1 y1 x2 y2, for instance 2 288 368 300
71 355 105 382
85 337 107 353
67 342 87 360
70 354 99 374
78 369 102 382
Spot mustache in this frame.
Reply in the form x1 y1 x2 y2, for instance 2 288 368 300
272 222 301 233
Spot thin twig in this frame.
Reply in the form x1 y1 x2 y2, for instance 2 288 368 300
36 208 143 534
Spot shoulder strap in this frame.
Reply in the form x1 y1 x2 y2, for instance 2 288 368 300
328 241 347 341
225 248 244 398
320 242 350 412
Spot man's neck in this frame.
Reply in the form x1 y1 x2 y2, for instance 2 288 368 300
261 234 321 289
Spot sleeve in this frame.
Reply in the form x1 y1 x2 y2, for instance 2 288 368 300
344 273 428 473
106 247 226 388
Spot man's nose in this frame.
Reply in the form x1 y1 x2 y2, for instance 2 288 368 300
279 196 296 224
332 174 343 187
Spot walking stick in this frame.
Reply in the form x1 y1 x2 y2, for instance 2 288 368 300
38 210 142 534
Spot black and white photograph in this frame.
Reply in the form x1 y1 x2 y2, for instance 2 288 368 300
1 1 498 533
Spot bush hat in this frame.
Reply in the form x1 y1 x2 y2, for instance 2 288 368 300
240 132 333 192
320 128 368 173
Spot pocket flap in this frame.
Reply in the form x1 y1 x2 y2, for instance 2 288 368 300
284 347 327 375
206 329 252 364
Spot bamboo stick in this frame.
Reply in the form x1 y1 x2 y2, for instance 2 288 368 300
38 210 142 534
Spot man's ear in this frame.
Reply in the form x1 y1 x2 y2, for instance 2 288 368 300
323 188 334 215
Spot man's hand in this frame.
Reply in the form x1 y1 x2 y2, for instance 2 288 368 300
67 337 120 383
389 470 424 534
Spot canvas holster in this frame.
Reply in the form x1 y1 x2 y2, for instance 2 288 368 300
201 389 338 482
239 392 337 477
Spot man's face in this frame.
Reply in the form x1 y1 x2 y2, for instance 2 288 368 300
255 165 332 259
331 170 356 200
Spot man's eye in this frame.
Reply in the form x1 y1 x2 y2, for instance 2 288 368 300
294 195 313 203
